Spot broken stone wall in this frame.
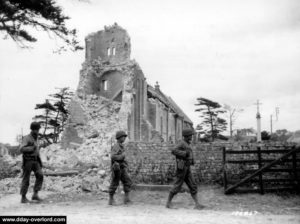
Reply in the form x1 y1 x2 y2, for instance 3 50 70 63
62 57 140 147
85 23 131 64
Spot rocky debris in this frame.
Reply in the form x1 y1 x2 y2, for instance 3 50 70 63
87 130 99 139
40 144 80 169
0 167 111 194
40 142 111 170
0 143 9 156
0 177 21 193
0 139 113 194
39 93 123 171
0 154 22 179
80 168 110 192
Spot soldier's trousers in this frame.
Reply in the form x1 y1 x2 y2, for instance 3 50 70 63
108 168 132 195
170 166 197 195
20 160 43 196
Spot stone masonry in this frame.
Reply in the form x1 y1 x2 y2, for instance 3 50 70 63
124 142 299 186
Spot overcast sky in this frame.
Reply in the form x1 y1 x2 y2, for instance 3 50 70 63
1 0 300 144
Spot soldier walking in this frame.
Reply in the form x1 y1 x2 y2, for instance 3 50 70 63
19 122 44 203
166 129 205 210
108 131 132 205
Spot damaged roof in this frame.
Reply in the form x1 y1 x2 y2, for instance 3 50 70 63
147 85 193 124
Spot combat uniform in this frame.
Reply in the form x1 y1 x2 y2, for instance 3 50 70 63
108 142 132 196
19 133 44 198
166 128 204 209
170 140 197 195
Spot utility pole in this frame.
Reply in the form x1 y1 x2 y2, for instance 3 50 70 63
229 108 235 138
275 107 279 121
270 115 273 135
254 100 262 142
270 107 279 135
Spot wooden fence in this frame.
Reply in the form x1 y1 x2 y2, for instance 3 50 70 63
223 145 300 194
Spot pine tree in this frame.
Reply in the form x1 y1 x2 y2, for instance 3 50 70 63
195 97 227 141
33 99 56 144
49 87 74 143
33 87 73 144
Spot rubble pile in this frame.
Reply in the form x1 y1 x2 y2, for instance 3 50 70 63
0 61 133 194
0 177 20 193
0 166 111 194
0 128 114 194
44 167 110 193
40 142 111 170
0 154 22 180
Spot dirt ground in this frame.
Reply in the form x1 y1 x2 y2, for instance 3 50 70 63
0 185 299 224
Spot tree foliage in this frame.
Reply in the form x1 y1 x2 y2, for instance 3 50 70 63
270 129 293 142
224 104 243 137
33 87 73 144
195 97 227 141
0 0 83 52
261 130 271 141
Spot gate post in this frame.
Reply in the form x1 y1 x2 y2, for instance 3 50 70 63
222 146 228 191
292 149 298 191
257 146 264 194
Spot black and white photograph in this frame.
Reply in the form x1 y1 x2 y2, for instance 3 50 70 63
0 0 299 223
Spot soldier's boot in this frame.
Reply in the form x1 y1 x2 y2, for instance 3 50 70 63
191 194 205 210
166 192 175 209
108 194 116 205
31 191 42 202
124 192 132 204
21 195 30 204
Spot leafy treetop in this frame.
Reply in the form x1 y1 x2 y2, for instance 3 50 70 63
0 0 83 52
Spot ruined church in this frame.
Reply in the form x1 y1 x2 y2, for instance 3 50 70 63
62 24 192 147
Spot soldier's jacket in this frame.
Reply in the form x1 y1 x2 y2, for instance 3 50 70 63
19 133 43 167
171 140 194 170
111 143 128 169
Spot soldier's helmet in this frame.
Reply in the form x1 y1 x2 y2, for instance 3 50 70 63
116 131 128 139
182 129 195 137
30 122 41 131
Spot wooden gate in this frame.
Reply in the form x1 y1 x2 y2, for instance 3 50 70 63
223 145 300 194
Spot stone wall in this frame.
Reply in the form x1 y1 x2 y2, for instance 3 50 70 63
125 142 225 184
124 142 299 185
